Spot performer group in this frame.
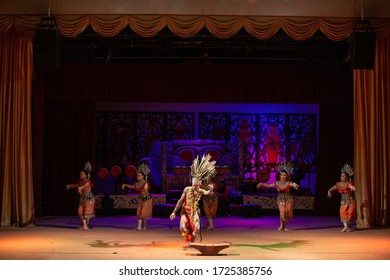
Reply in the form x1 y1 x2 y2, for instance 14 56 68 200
66 156 357 239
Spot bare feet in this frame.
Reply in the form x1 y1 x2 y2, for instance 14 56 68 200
284 228 289 231
278 225 283 231
341 227 348 232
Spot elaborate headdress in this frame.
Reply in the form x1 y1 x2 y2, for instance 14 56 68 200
83 161 92 180
190 153 216 185
341 163 354 179
276 161 294 175
137 163 150 180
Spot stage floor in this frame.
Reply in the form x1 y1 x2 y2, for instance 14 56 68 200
0 215 389 260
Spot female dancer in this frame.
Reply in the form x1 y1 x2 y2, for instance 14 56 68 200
327 163 357 232
66 162 95 230
202 178 218 230
121 163 152 230
256 162 299 231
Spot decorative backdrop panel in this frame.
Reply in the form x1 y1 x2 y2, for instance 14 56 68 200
97 110 316 192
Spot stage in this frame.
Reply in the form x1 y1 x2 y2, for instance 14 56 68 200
0 215 389 260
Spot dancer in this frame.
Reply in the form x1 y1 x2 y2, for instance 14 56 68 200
327 163 357 232
170 154 216 242
202 178 218 230
217 180 230 217
121 163 152 230
66 161 95 230
256 162 299 231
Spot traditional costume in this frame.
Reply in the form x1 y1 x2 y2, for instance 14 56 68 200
275 162 295 222
334 164 357 227
171 154 216 242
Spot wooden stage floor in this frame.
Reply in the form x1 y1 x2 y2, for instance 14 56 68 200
0 215 389 260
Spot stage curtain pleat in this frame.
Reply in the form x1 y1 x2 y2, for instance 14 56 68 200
354 35 390 228
43 63 352 104
0 28 35 226
314 104 354 217
0 15 389 226
41 102 97 216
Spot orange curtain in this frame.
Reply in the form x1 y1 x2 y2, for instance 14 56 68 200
0 15 389 226
0 27 35 226
354 30 390 228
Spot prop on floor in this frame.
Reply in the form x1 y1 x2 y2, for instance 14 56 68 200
188 242 230 255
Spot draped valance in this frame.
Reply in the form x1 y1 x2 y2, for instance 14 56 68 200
1 15 390 40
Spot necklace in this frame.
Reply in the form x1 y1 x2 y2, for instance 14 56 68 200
276 181 289 189
338 182 347 188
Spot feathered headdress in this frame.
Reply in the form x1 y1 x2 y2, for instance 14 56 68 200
276 161 294 175
137 163 150 180
341 163 354 178
190 153 216 183
83 161 92 179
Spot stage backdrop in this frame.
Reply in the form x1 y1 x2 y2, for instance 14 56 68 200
36 63 353 216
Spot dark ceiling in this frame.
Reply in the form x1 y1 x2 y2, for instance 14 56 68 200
39 26 351 66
